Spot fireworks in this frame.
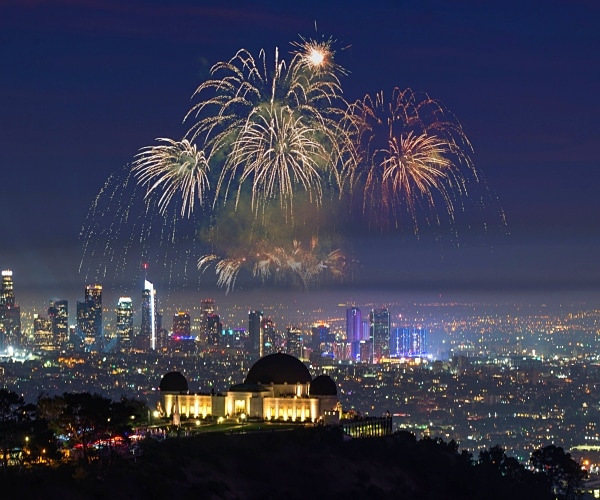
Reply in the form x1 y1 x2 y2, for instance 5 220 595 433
184 44 351 221
79 164 203 289
198 237 347 293
82 35 502 293
349 88 478 232
133 138 211 218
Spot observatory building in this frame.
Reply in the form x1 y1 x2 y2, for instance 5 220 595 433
158 352 339 424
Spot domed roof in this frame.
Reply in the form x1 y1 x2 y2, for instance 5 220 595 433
159 371 189 392
310 375 337 396
245 353 312 385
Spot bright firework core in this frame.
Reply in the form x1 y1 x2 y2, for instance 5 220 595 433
309 48 325 66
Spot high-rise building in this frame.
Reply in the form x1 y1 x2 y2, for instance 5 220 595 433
0 270 21 349
262 317 276 355
206 312 222 348
346 307 362 361
33 313 53 351
171 310 195 353
172 311 191 337
116 297 133 352
391 327 428 358
248 310 264 357
76 284 102 351
198 299 215 346
286 327 303 359
48 299 68 349
141 280 157 351
370 307 390 363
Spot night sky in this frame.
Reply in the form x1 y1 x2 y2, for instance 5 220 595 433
1 0 599 299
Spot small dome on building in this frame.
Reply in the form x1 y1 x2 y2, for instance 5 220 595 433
310 374 337 396
159 371 189 393
245 353 312 385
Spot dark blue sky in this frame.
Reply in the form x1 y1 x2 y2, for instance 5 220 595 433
0 0 598 297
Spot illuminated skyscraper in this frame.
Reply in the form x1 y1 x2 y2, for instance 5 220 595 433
141 280 157 351
346 307 362 361
0 270 21 349
33 313 53 350
370 307 390 363
76 284 103 351
248 310 263 357
48 299 68 349
198 299 215 346
116 297 133 352
286 326 303 358
262 317 276 355
391 327 428 358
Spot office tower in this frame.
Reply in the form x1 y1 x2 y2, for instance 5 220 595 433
198 299 215 345
48 299 68 348
248 310 264 357
171 311 195 353
370 307 390 363
346 307 362 361
286 327 303 358
346 307 361 343
116 297 133 352
391 327 428 358
172 311 191 337
76 284 102 351
141 280 157 351
262 317 276 355
33 313 53 351
311 323 334 357
0 270 21 349
206 312 222 348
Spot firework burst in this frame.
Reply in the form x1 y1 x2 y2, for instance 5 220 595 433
348 87 478 232
184 44 352 222
198 237 347 293
132 138 211 218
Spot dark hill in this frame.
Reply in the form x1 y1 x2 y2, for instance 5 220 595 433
3 427 551 499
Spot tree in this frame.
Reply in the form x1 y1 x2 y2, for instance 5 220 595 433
530 444 586 499
0 389 25 469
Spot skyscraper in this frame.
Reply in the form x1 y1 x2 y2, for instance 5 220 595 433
141 280 157 351
346 307 362 361
0 270 21 349
248 310 263 357
370 307 390 364
48 299 68 349
116 297 133 352
286 326 303 358
33 313 53 351
198 299 215 346
76 284 102 351
391 327 428 358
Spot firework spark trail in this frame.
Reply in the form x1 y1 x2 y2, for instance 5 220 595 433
80 164 203 289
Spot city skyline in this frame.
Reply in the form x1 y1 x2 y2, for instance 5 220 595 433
0 1 598 296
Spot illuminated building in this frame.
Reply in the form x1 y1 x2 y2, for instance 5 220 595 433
116 297 133 352
198 299 215 346
33 313 53 351
159 353 339 424
248 310 263 357
370 308 390 363
0 270 21 349
171 311 195 353
141 280 157 351
391 327 428 358
48 299 68 348
286 327 303 359
76 284 102 351
262 317 276 355
346 307 363 361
